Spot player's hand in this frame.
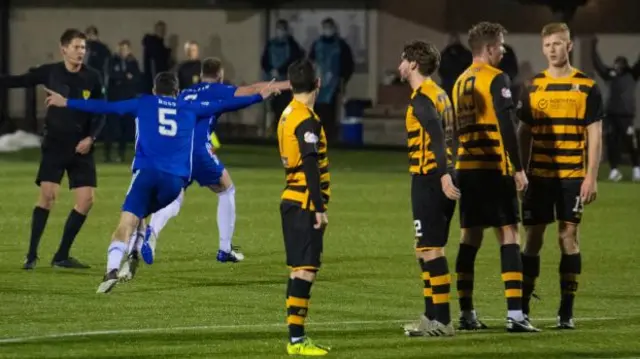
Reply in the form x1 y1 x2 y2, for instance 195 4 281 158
75 136 94 154
441 173 461 200
43 87 67 108
514 170 529 193
259 79 281 99
580 175 598 205
314 212 328 230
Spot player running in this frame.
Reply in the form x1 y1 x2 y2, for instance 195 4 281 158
138 57 291 266
44 72 276 293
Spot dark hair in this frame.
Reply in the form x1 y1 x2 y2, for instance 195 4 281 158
468 22 507 55
85 26 98 36
154 72 178 96
60 29 86 46
321 18 336 27
118 39 131 47
288 59 317 94
614 56 629 67
402 40 440 77
201 57 223 79
276 19 289 30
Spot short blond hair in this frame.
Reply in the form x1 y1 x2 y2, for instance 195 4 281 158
541 22 571 38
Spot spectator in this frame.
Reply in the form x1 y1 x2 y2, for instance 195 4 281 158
591 37 640 182
438 32 472 99
84 26 111 82
309 17 354 145
142 21 171 93
105 40 140 163
499 44 519 82
261 20 305 124
176 41 202 90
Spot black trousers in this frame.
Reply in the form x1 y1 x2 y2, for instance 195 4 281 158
606 115 639 169
314 96 339 145
104 113 135 161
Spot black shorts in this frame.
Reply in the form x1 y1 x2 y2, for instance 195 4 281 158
411 174 456 250
36 147 97 189
280 202 324 270
457 170 520 228
522 177 583 225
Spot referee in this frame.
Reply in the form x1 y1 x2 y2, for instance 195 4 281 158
0 29 105 270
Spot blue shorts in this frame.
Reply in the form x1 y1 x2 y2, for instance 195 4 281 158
122 168 186 218
189 142 225 188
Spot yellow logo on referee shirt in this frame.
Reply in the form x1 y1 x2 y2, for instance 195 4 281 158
82 90 91 99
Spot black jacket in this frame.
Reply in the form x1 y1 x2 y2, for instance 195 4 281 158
592 47 640 117
86 40 111 80
438 42 472 97
108 54 141 100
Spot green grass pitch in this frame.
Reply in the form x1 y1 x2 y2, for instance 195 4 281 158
0 145 639 358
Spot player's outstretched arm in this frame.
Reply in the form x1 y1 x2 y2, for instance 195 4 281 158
67 99 139 115
234 79 291 96
45 88 140 115
179 94 263 117
490 73 524 172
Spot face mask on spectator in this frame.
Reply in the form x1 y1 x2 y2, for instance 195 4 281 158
322 27 335 38
276 29 287 39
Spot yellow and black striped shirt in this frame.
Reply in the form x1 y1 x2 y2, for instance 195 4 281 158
406 78 454 175
452 63 522 175
277 99 330 211
520 69 603 179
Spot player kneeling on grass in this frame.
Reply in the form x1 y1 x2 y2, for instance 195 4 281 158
45 72 274 293
278 59 331 356
396 40 460 337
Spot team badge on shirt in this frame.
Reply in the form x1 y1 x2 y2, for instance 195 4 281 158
501 87 512 99
304 131 319 144
82 90 91 99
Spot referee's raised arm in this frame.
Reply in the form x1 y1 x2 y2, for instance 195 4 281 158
20 29 104 270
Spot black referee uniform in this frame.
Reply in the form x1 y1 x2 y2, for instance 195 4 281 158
0 62 105 269
176 59 202 91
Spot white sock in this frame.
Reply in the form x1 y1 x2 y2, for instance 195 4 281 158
107 241 127 272
217 185 236 253
149 190 184 238
126 229 145 254
508 310 524 321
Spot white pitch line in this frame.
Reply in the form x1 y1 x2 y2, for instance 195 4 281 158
0 317 615 345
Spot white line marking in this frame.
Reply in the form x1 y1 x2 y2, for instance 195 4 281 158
0 317 615 345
